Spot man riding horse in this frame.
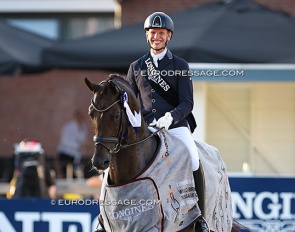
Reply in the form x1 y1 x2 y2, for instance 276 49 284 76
86 75 246 231
125 12 208 230
87 11 250 232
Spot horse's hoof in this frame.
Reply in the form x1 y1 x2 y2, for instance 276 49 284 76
194 216 209 232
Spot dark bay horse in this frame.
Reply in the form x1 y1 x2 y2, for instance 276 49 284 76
85 74 250 232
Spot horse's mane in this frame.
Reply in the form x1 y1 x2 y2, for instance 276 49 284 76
108 73 136 97
108 73 130 87
108 73 127 83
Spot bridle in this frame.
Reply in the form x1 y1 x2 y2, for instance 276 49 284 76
91 79 162 154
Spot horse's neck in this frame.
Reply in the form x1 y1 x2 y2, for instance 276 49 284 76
108 130 158 184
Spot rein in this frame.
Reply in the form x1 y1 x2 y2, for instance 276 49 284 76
91 80 162 154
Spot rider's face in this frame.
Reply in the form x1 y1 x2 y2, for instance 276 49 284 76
146 28 172 54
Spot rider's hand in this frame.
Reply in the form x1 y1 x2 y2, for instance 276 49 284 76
149 112 173 130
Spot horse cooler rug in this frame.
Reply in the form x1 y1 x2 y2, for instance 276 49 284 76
100 130 201 232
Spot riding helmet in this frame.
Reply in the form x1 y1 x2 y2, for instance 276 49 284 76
144 12 174 34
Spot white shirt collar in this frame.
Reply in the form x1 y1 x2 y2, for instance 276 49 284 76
150 48 167 62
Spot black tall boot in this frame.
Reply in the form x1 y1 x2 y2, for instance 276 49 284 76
193 163 206 218
193 163 209 232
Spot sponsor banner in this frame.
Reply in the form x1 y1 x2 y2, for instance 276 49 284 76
0 176 294 232
229 176 295 232
0 199 100 232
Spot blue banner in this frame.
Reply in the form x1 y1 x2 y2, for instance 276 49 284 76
230 176 295 231
0 198 100 232
0 176 294 232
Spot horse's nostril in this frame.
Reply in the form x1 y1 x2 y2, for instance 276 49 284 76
91 155 110 170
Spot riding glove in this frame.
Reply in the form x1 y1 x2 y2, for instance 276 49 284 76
149 112 173 130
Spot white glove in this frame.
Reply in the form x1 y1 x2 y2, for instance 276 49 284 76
149 112 173 130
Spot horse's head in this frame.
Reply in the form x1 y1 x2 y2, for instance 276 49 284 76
85 74 144 171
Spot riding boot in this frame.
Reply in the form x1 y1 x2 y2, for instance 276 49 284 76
194 216 210 232
193 163 206 218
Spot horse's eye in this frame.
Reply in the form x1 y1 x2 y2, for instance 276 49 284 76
112 111 121 120
114 114 120 120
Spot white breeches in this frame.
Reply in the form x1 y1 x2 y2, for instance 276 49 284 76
168 127 200 171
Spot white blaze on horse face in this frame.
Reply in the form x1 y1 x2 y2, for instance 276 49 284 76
122 92 141 127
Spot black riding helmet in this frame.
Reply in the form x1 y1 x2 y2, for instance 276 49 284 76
144 12 174 36
144 12 174 51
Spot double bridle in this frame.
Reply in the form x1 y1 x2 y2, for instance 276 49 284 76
91 80 161 154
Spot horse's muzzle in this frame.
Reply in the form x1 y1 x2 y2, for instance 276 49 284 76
92 153 110 171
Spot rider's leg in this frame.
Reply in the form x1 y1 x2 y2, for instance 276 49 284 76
167 127 210 231
168 127 199 169
193 165 206 218
168 127 206 216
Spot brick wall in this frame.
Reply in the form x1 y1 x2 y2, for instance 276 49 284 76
255 0 295 18
0 70 112 158
120 0 295 25
120 0 219 25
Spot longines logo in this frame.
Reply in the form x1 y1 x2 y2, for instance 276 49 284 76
232 191 295 231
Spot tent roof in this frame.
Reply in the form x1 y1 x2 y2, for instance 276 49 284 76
171 0 295 64
42 0 295 73
2 0 295 75
0 21 53 75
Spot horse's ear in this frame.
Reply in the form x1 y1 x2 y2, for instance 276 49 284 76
85 78 96 92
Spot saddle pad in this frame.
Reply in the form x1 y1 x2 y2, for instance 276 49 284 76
196 140 233 232
100 177 163 232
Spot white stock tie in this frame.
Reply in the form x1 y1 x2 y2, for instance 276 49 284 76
154 58 161 68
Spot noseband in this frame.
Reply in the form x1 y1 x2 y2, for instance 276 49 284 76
91 80 162 154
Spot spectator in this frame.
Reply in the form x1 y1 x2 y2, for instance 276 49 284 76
57 110 88 178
